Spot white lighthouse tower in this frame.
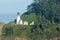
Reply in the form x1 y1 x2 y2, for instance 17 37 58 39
16 12 23 24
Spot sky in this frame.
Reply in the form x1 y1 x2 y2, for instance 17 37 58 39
0 0 33 23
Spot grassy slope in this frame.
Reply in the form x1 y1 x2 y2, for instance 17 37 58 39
2 13 60 40
2 24 31 40
2 13 36 40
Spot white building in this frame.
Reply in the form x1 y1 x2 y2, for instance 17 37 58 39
30 21 34 25
23 21 28 25
16 13 21 24
16 12 34 25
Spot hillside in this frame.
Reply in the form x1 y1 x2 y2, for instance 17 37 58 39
2 0 60 40
0 22 5 35
2 13 36 40
0 22 5 40
2 13 60 40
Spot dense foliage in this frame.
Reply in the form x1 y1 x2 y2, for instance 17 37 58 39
27 0 60 23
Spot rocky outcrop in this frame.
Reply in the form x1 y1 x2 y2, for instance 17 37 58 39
15 36 28 40
0 22 5 40
0 23 5 35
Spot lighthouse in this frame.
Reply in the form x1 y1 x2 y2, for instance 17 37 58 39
16 12 34 25
16 12 23 24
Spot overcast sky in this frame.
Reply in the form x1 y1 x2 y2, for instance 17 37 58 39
0 0 33 14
